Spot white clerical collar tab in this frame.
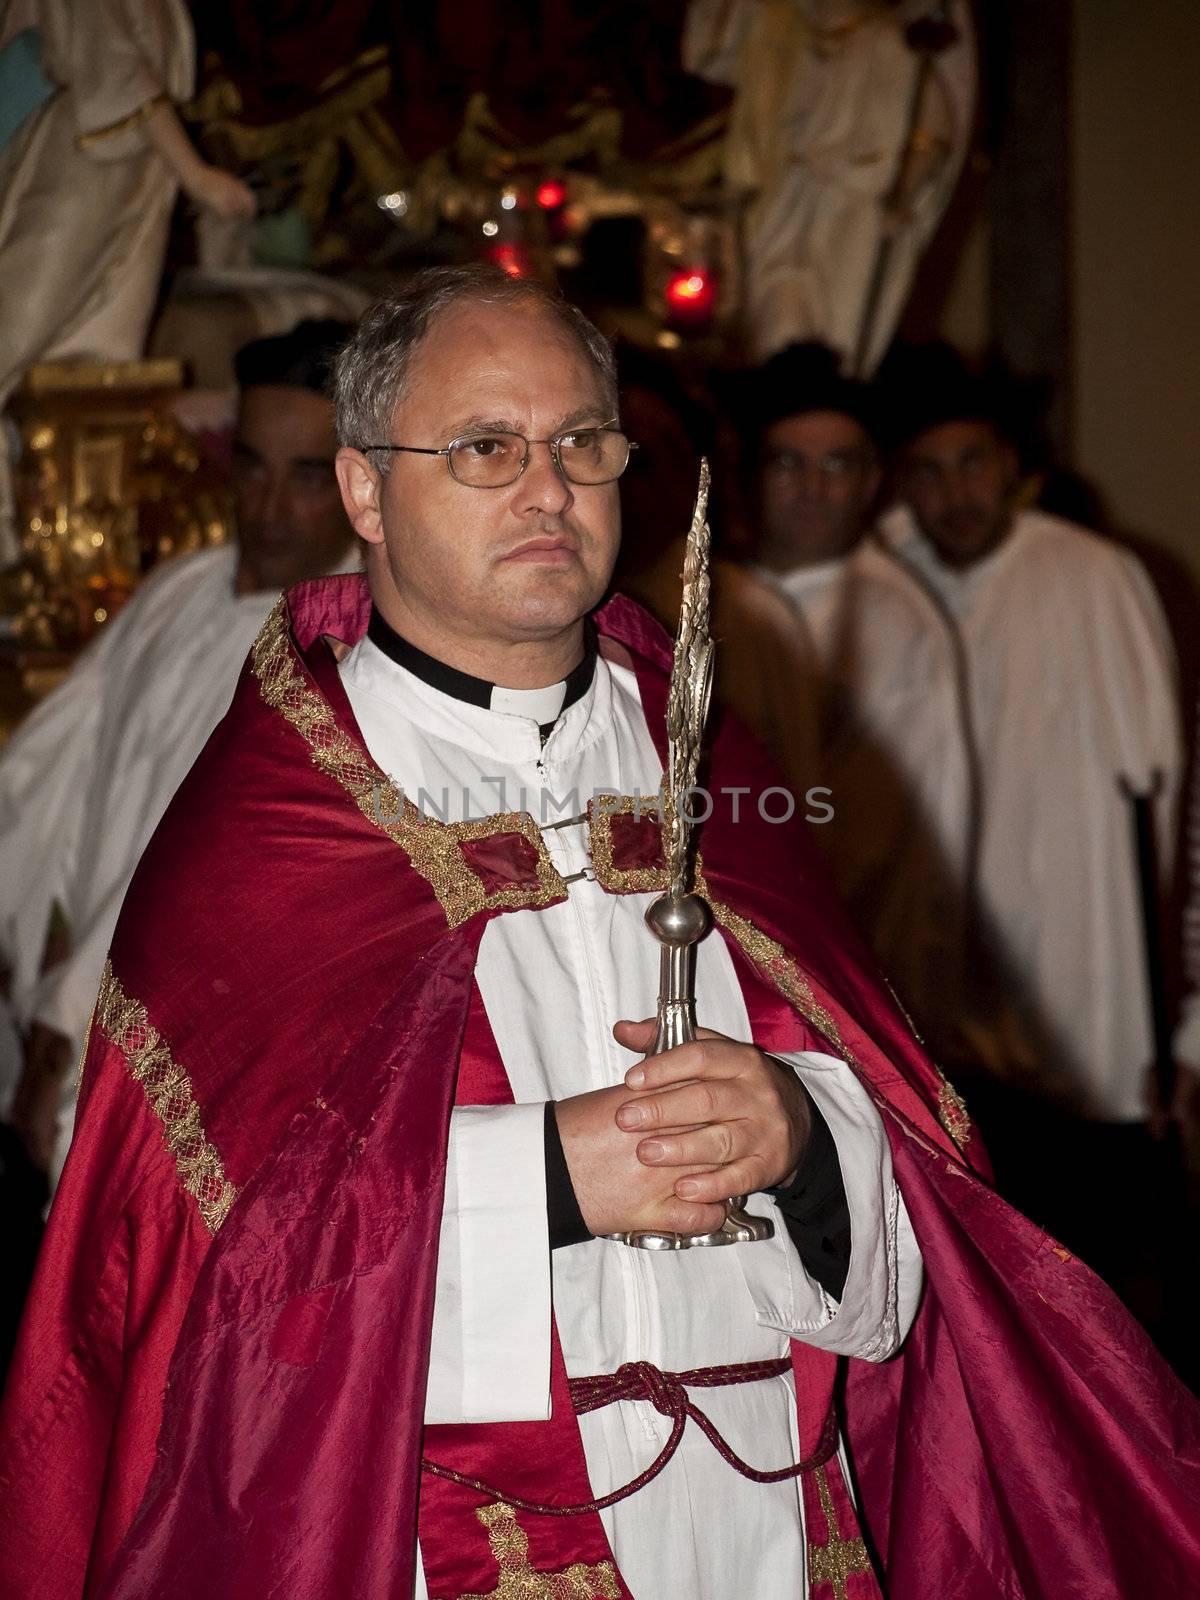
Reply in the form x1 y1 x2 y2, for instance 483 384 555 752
364 606 597 726
489 681 567 722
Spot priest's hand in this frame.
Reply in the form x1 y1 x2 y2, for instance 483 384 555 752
554 1084 728 1238
611 1019 813 1203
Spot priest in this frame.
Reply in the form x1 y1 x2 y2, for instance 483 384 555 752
1 268 1196 1600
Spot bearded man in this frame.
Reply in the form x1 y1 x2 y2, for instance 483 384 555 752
881 360 1182 1293
1 268 1196 1600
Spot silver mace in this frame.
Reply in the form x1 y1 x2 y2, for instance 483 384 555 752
607 460 775 1250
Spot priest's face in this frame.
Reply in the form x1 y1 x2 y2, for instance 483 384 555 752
233 386 353 594
338 300 621 664
757 410 880 570
900 420 1020 569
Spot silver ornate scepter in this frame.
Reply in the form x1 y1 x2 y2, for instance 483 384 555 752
609 460 774 1251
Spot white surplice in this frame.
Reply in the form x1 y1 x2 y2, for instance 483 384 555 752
0 544 349 1169
340 630 923 1600
880 506 1182 1122
764 537 972 1057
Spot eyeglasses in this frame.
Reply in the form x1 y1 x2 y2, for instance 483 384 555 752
361 422 636 488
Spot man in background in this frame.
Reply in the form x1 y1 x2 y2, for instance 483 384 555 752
881 351 1182 1295
612 343 820 798
750 343 971 1055
0 319 356 1198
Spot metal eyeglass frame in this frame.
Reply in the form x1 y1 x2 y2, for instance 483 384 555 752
359 421 637 487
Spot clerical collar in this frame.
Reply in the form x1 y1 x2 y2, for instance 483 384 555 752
366 607 597 728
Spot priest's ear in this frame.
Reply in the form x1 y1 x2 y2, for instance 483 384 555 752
335 447 385 547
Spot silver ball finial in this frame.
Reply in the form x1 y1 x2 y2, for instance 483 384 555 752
644 892 711 948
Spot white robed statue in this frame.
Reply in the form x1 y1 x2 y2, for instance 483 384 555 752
684 0 975 370
0 0 254 564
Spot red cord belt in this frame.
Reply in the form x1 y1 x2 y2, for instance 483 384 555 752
422 1357 838 1516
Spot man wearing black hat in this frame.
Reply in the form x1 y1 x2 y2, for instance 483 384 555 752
0 320 357 1193
880 352 1182 1282
749 343 971 1054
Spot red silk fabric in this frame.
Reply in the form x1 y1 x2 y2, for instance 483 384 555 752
0 575 1196 1600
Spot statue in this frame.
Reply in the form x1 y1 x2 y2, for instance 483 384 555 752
684 0 976 371
0 0 255 565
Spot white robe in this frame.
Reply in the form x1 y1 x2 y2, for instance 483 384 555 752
764 538 972 1055
0 546 279 1159
340 631 923 1600
881 506 1182 1122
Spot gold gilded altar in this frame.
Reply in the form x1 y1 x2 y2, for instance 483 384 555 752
0 359 232 739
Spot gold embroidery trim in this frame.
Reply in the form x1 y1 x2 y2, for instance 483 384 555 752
94 962 237 1234
935 1075 972 1150
73 989 100 1101
696 870 849 1053
586 793 668 894
250 598 568 928
77 92 171 150
805 1465 872 1600
884 979 971 1153
461 1503 620 1600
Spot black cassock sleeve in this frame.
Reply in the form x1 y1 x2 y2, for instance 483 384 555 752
545 1102 593 1250
767 1079 852 1302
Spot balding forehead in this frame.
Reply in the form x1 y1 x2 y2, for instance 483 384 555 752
412 295 607 381
394 301 613 431
334 269 616 454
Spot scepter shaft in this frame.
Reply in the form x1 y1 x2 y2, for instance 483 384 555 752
605 460 774 1252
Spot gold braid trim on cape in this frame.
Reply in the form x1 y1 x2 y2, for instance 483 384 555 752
94 962 237 1234
700 876 971 1153
250 598 567 928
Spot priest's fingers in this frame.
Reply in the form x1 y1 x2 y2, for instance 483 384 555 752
620 1034 745 1089
616 1077 741 1134
556 1083 727 1236
672 1159 776 1206
634 1122 752 1171
651 1196 730 1235
612 1019 734 1060
631 1102 796 1191
612 1018 657 1054
621 1049 812 1191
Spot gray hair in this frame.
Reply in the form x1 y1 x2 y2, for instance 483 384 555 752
334 265 617 467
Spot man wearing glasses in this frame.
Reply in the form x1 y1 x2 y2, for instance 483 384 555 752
3 268 1196 1600
750 342 970 1063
